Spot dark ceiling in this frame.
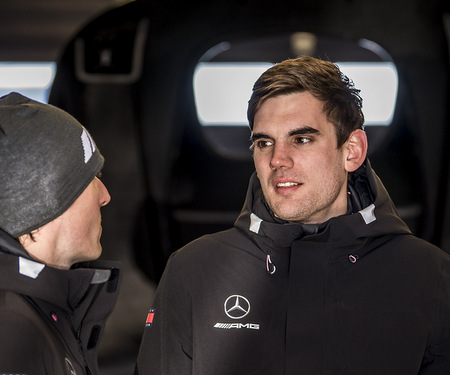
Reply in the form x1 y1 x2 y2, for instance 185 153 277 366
1 0 448 63
0 0 121 62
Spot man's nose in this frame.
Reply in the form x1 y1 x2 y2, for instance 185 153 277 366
98 178 111 206
270 143 294 170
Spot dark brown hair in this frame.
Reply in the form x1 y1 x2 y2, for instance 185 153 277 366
247 56 364 147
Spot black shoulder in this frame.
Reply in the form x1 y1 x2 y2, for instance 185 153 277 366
0 291 68 372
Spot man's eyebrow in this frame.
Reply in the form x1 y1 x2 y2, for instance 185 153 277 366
289 126 320 137
251 132 272 142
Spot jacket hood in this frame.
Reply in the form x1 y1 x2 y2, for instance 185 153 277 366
0 228 120 314
234 160 411 262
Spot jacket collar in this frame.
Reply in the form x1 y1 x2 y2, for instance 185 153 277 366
0 228 120 314
235 159 411 250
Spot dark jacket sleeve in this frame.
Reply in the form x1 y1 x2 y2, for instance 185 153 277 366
135 252 193 374
0 293 68 374
420 261 450 374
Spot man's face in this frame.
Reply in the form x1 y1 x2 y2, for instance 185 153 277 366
252 91 350 224
48 176 111 267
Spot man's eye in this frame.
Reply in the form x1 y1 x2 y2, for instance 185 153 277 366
256 140 273 149
295 137 311 145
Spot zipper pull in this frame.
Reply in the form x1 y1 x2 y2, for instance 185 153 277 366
348 254 359 263
266 254 276 274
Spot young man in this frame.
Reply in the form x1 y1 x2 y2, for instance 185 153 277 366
0 92 120 374
135 57 450 374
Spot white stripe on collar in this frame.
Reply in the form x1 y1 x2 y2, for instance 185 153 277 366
250 213 263 234
359 204 376 224
19 257 45 279
91 269 111 284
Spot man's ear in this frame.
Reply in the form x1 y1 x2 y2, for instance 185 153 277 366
18 229 39 249
344 129 368 172
18 233 31 248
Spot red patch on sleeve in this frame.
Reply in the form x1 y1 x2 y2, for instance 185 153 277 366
145 308 155 327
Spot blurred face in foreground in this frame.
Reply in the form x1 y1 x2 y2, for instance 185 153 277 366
252 91 367 224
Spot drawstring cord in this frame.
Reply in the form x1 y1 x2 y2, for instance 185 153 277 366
266 254 276 274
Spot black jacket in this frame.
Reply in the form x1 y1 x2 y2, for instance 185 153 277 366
136 162 450 374
0 229 121 375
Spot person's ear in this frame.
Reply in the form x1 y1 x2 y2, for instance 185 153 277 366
18 233 31 248
18 229 39 248
344 129 368 172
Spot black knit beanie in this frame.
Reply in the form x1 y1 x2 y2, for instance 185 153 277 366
0 92 104 238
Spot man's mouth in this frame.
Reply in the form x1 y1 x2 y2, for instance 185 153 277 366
276 182 299 188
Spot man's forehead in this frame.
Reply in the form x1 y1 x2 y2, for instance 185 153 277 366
254 91 327 120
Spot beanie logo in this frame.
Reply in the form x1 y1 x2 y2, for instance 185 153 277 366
81 128 96 163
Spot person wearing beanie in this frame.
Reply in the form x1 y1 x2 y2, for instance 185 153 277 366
0 92 121 374
135 57 450 374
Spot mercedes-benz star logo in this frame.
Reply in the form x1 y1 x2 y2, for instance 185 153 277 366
224 295 250 319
